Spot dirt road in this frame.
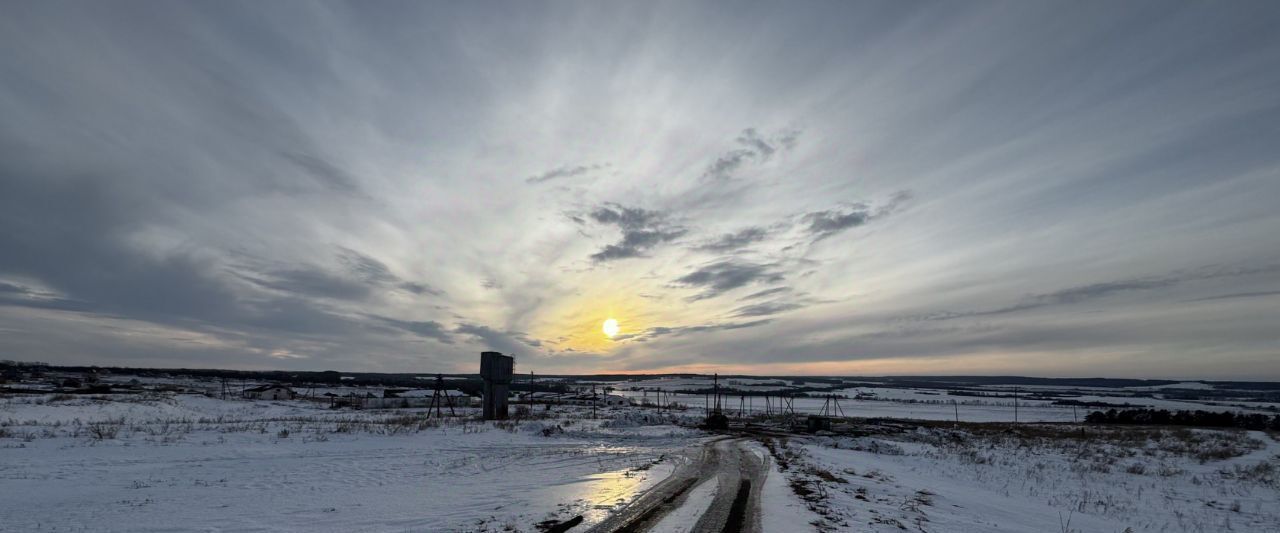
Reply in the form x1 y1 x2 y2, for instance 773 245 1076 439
586 437 769 533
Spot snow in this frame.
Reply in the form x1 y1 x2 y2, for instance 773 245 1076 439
4 376 1277 532
769 427 1280 532
648 478 718 533
0 393 696 532
753 442 819 533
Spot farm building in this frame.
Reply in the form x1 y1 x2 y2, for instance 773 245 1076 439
243 384 296 400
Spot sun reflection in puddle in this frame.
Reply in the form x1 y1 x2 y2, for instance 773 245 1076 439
561 457 675 526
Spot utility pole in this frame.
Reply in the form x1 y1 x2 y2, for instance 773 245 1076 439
591 384 598 419
713 373 720 412
1014 386 1019 424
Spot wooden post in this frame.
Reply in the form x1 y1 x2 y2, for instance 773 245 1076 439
1014 387 1019 424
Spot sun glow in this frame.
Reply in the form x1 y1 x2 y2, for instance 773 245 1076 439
602 318 620 338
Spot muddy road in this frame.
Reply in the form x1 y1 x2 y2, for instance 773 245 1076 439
586 437 770 533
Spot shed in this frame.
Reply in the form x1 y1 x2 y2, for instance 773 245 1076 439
243 384 296 400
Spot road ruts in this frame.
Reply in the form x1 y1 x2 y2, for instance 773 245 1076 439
687 439 766 533
586 437 768 533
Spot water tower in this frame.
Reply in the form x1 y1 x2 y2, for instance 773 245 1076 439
479 351 514 420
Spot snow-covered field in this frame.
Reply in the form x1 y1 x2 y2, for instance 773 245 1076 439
765 425 1280 532
610 377 1278 425
0 393 701 532
4 378 1278 532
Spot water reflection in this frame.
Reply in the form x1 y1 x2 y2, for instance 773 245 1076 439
558 458 675 526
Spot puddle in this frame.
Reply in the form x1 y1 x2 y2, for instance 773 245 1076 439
559 459 676 526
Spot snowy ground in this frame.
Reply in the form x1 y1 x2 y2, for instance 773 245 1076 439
4 386 1278 532
763 424 1280 532
0 393 701 532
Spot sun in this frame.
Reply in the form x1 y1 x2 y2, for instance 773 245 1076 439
602 318 620 338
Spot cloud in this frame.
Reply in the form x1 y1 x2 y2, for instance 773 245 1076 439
526 163 605 184
919 263 1280 321
339 248 442 296
281 151 363 194
236 248 439 302
0 280 88 312
802 190 913 241
672 260 784 301
585 203 687 262
730 300 803 318
802 204 871 240
454 323 541 356
374 316 455 344
703 128 800 181
1185 290 1280 303
694 227 769 253
614 318 773 342
2 2 1278 376
738 287 791 301
244 267 373 301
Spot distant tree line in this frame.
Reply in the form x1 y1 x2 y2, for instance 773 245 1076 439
1086 408 1280 431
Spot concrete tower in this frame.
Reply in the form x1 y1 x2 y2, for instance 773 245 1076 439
479 351 514 420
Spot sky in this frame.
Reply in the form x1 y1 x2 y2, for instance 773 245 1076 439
1 1 1279 379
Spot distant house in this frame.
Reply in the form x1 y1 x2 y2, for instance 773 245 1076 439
243 384 296 400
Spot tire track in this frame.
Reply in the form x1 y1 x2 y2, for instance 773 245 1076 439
586 437 767 533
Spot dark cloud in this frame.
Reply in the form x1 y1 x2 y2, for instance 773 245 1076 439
374 316 455 344
702 128 800 180
339 247 442 296
526 163 605 184
244 268 373 301
585 203 687 262
0 280 89 313
738 287 791 301
802 204 872 240
0 160 452 366
736 128 777 158
454 323 539 356
730 300 803 318
614 318 773 342
704 148 757 181
694 227 769 253
399 282 439 295
802 190 912 241
672 260 784 301
919 263 1280 321
236 249 440 302
281 151 363 194
1185 290 1280 303
338 248 396 284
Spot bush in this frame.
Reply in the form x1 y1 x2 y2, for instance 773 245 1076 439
1087 408 1280 431
87 422 120 440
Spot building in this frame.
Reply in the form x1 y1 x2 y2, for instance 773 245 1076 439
243 384 296 400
